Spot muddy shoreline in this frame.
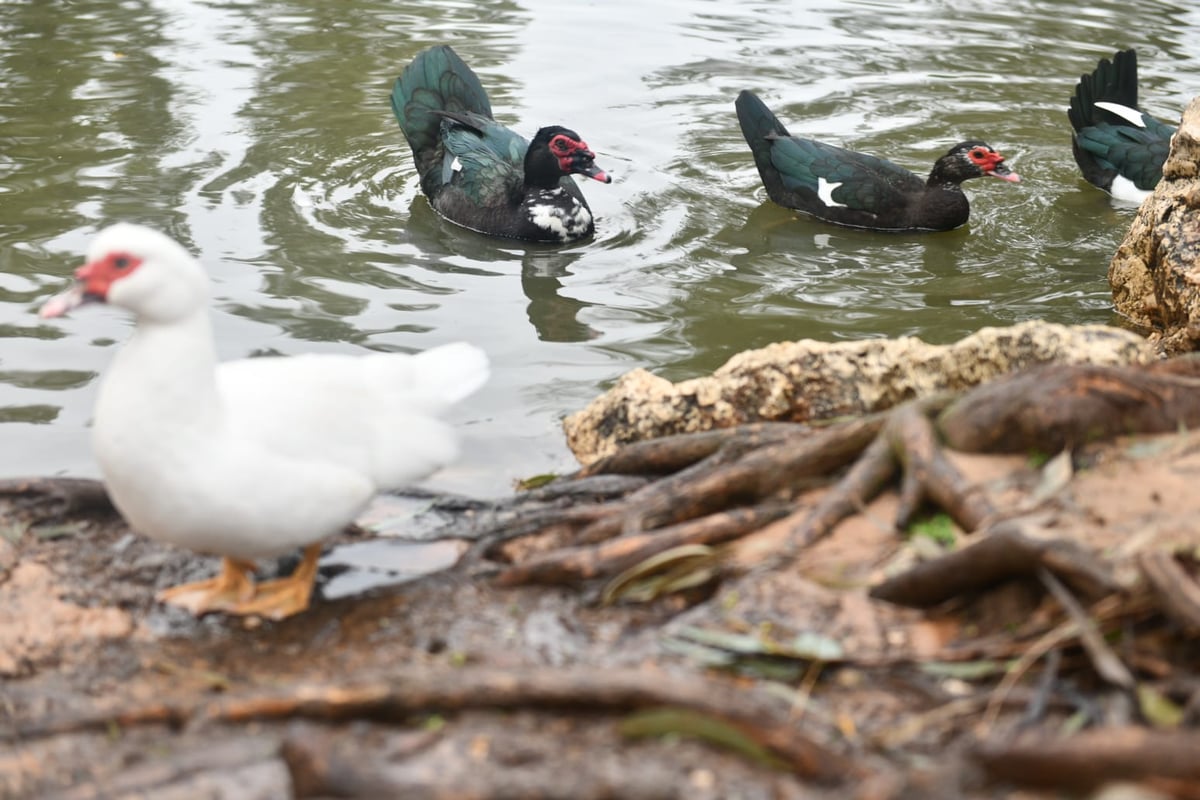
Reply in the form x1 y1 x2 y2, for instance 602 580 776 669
5 427 1200 799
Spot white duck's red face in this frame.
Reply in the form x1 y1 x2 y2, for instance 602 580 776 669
78 252 144 302
40 224 209 322
40 248 144 318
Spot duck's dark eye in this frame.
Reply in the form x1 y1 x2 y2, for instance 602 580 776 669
113 256 130 269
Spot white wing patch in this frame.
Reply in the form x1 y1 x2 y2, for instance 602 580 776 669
817 177 848 208
450 156 463 172
1094 101 1146 128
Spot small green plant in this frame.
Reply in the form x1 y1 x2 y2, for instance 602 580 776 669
514 473 558 491
906 512 957 547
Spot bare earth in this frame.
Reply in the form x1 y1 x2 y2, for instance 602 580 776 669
2 429 1200 799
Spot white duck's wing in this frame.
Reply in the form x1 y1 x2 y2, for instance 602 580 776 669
216 342 489 490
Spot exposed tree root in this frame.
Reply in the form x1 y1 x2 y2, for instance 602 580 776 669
494 503 793 587
869 521 1119 608
937 356 1200 453
574 422 807 478
886 399 994 531
477 358 1200 596
7 665 853 783
974 727 1200 794
282 721 686 800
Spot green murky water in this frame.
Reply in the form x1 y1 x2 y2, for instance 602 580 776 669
2 0 1199 493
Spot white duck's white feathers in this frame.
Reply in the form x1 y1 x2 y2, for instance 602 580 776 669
59 224 489 561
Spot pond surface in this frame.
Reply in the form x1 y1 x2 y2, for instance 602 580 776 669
2 0 1199 494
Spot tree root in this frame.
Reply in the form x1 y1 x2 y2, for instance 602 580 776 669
869 520 1120 608
282 721 687 800
8 665 853 783
494 502 793 586
974 727 1200 794
480 359 1200 597
886 399 994 531
575 422 807 478
573 416 884 543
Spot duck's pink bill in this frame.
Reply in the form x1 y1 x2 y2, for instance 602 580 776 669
39 285 86 319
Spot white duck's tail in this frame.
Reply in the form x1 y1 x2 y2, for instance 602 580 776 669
354 342 490 488
409 342 490 406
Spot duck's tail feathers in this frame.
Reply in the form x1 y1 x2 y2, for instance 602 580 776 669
1069 49 1139 132
735 90 793 198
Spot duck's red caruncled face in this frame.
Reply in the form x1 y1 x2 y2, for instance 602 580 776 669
75 252 144 300
549 134 611 183
38 251 143 318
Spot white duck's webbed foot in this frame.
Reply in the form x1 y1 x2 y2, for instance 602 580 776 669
220 543 323 621
156 557 257 615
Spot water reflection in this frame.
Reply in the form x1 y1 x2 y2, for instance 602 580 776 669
521 250 600 343
2 0 1200 489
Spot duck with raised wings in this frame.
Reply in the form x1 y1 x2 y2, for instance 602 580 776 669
391 45 611 243
40 224 489 620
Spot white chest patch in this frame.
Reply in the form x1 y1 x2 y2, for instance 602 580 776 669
1108 174 1151 204
526 188 593 241
817 177 847 208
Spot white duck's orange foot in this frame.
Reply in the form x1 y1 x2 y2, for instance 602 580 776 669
215 543 323 621
156 557 257 615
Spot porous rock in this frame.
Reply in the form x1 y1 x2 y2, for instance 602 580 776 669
1110 97 1200 354
563 321 1154 464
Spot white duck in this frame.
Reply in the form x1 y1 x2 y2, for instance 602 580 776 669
40 223 489 620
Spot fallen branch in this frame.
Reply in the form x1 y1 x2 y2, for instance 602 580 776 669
1038 567 1133 689
1138 550 1200 633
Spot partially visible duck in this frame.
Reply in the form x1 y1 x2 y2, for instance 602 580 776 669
1067 48 1175 202
39 224 489 620
390 45 611 243
735 90 1020 232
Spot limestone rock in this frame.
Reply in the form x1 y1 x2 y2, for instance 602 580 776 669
563 321 1155 464
1109 97 1200 353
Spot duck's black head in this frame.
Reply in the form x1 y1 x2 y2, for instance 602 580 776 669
525 126 611 189
930 141 1020 186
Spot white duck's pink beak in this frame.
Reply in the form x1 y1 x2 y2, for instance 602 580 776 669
39 283 91 319
39 256 121 319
